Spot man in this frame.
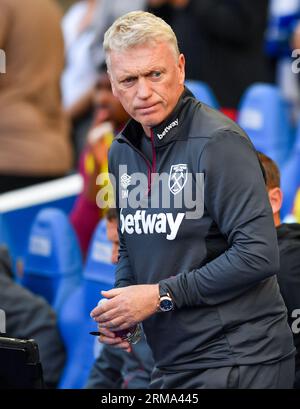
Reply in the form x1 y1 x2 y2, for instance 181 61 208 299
90 11 295 388
86 209 155 389
259 152 300 389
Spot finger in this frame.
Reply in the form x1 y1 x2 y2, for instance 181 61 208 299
90 302 109 318
98 334 124 346
92 307 121 324
90 303 118 320
90 297 113 318
90 305 103 318
104 318 136 331
111 340 131 351
101 288 122 299
98 326 117 338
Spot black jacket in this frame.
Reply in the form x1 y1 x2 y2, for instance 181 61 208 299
277 223 300 388
108 88 294 371
0 247 66 388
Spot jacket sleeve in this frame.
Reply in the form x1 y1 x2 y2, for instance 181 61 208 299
160 130 280 308
190 0 269 46
108 142 136 288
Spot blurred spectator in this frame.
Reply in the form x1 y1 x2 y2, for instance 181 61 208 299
61 0 146 162
293 188 300 222
265 0 300 57
85 209 155 389
69 70 130 257
0 0 72 193
61 0 100 112
265 0 300 124
148 0 274 113
259 152 300 389
0 246 66 388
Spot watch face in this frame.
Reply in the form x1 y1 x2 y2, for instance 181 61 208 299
160 298 173 312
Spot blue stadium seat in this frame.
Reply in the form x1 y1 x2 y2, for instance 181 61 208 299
22 208 82 312
185 80 219 109
0 214 11 252
238 83 294 170
281 119 300 219
57 285 85 389
58 219 115 389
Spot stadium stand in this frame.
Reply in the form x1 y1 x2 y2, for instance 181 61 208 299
0 174 83 277
185 80 219 109
58 218 115 389
21 208 82 312
238 83 295 170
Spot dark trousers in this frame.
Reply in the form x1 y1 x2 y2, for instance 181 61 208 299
150 356 295 389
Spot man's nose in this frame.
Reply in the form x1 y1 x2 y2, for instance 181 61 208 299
136 77 152 99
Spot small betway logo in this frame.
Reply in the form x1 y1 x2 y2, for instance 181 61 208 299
157 118 179 140
120 210 185 240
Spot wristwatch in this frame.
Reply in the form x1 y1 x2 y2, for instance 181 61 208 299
157 285 174 312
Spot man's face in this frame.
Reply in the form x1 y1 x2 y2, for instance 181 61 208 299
106 219 119 264
107 41 185 134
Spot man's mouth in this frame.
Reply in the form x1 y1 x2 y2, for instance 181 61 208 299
135 103 159 113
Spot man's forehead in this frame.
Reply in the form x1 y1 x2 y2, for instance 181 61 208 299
109 44 175 78
109 41 175 63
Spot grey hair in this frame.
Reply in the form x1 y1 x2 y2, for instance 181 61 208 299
103 11 180 64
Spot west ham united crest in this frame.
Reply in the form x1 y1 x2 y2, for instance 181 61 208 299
168 164 188 195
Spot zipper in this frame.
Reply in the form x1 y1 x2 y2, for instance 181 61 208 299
118 132 157 193
149 129 157 193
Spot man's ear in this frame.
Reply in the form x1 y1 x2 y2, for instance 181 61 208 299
268 187 283 215
178 53 185 86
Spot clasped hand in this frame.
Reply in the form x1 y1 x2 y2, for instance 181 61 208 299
90 284 159 352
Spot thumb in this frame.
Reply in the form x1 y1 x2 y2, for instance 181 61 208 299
101 288 120 299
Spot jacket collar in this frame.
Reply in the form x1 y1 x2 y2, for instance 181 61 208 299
118 87 196 149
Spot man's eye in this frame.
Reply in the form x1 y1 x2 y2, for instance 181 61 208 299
151 71 161 78
123 77 135 85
